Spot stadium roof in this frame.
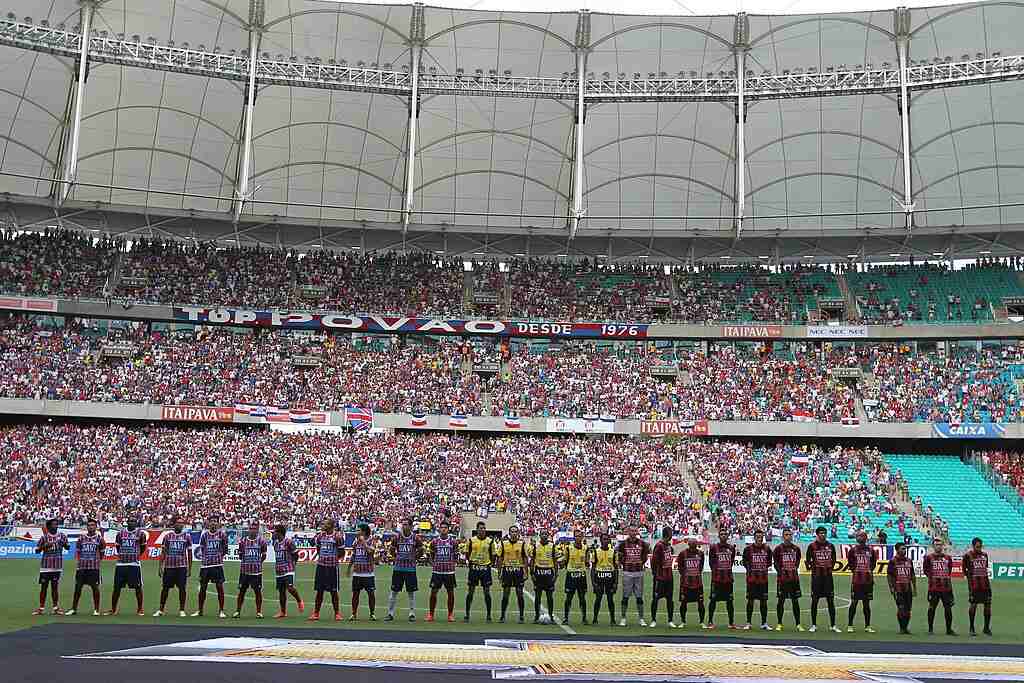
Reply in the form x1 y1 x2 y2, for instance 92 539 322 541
1 1 1024 261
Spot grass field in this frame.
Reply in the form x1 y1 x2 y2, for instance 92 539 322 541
1 559 1021 643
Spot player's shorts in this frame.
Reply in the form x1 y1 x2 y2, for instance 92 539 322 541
565 571 587 594
811 574 835 599
710 582 734 602
777 579 802 600
501 568 525 589
114 565 142 590
746 581 768 601
38 570 61 586
430 573 456 591
239 573 262 591
593 570 617 595
894 590 913 613
622 572 644 599
852 583 874 601
532 568 555 592
391 570 418 593
162 567 187 590
199 566 225 585
276 574 295 591
75 569 101 588
314 564 339 592
653 577 674 600
927 591 955 608
680 586 704 603
468 566 493 588
969 589 991 605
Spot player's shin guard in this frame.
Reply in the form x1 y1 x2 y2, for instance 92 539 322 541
708 597 716 624
984 607 992 632
863 602 871 627
483 590 492 619
810 597 819 626
698 600 705 624
500 589 510 619
515 587 524 619
927 604 936 631
465 587 474 618
943 604 953 632
746 599 754 625
791 598 801 625
827 596 837 627
352 591 361 617
848 599 858 627
726 598 734 625
387 590 398 617
760 600 768 625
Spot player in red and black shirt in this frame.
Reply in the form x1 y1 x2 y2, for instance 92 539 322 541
741 530 772 630
707 528 736 629
194 515 228 618
887 542 917 634
962 537 992 636
805 526 840 633
109 518 147 616
649 526 677 628
616 526 650 626
846 531 878 633
676 538 705 627
772 529 802 631
156 515 192 617
33 518 69 615
923 538 957 635
68 518 105 616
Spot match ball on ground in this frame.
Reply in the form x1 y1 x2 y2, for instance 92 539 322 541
538 614 552 625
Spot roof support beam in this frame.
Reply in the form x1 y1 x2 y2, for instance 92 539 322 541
895 7 915 231
58 1 95 206
733 13 749 241
403 4 426 235
233 1 264 224
568 11 590 240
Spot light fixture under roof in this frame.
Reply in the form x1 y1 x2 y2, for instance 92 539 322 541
979 250 992 254
351 245 361 249
758 255 769 259
514 252 525 256
932 252 944 256
889 253 901 257
803 255 814 258
557 253 568 257
721 255 731 259
847 253 859 258
637 254 648 259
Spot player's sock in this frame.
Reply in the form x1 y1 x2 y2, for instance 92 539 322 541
776 601 784 624
635 599 644 620
927 606 936 631
810 597 818 626
827 597 837 627
352 592 361 617
708 598 716 624
447 591 455 618
484 591 492 619
580 596 588 622
863 603 871 628
791 599 801 625
650 600 658 624
726 599 734 625
516 589 524 620
944 605 953 632
593 594 601 623
984 609 992 632
387 591 398 617
429 591 438 617
406 592 416 618
546 590 554 618
501 591 509 619
217 586 225 612
465 589 474 618
760 600 768 625
666 600 673 624
368 592 376 616
608 599 616 624
848 600 857 627
697 602 705 624
680 602 687 624
746 601 753 624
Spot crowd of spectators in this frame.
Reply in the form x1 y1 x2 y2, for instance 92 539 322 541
9 313 1024 424
857 346 1024 423
685 440 919 543
0 424 699 536
0 229 118 299
975 449 1024 499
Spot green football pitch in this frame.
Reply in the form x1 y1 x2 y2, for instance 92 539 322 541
1 560 1021 643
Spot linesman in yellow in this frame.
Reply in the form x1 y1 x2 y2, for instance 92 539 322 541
496 525 529 623
561 528 590 625
591 531 619 626
463 521 497 622
528 529 558 624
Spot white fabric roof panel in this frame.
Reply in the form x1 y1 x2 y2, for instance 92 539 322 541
248 85 408 222
745 94 903 231
583 100 735 232
415 95 573 229
0 1 1022 238
72 65 241 213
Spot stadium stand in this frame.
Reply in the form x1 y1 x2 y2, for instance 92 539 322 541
687 441 922 544
885 454 1024 547
847 262 1024 324
0 229 118 299
0 424 700 537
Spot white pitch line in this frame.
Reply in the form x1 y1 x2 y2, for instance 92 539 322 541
523 589 576 636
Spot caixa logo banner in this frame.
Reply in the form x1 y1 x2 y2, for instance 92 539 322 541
932 422 1006 439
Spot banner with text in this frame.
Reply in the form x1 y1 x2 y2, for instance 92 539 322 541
640 419 709 436
546 417 616 434
0 296 58 313
932 422 1006 439
174 307 649 340
721 325 783 338
160 405 234 423
806 325 869 339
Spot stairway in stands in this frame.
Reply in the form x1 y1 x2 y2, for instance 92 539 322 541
885 454 1024 547
836 272 859 321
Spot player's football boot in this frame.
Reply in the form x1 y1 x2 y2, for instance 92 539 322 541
847 626 855 633
31 608 44 616
830 626 842 633
775 624 783 631
297 600 305 613
796 624 806 632
618 618 627 627
447 613 455 623
255 613 264 619
667 621 678 629
727 624 738 630
648 621 657 628
742 623 752 630
274 612 287 619
307 612 320 621
865 627 876 633
104 609 118 616
807 625 816 632
64 610 76 616
638 618 648 627
425 613 435 622
189 611 202 617
983 628 993 636
92 610 100 617
179 610 187 617
136 610 146 617
52 607 64 615
333 613 342 622
218 611 227 619
152 610 164 617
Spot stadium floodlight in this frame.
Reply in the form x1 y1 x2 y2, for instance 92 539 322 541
847 254 859 258
889 253 902 257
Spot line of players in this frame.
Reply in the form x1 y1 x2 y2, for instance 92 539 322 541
32 516 996 636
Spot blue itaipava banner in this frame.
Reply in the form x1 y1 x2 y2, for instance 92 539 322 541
932 422 1006 439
